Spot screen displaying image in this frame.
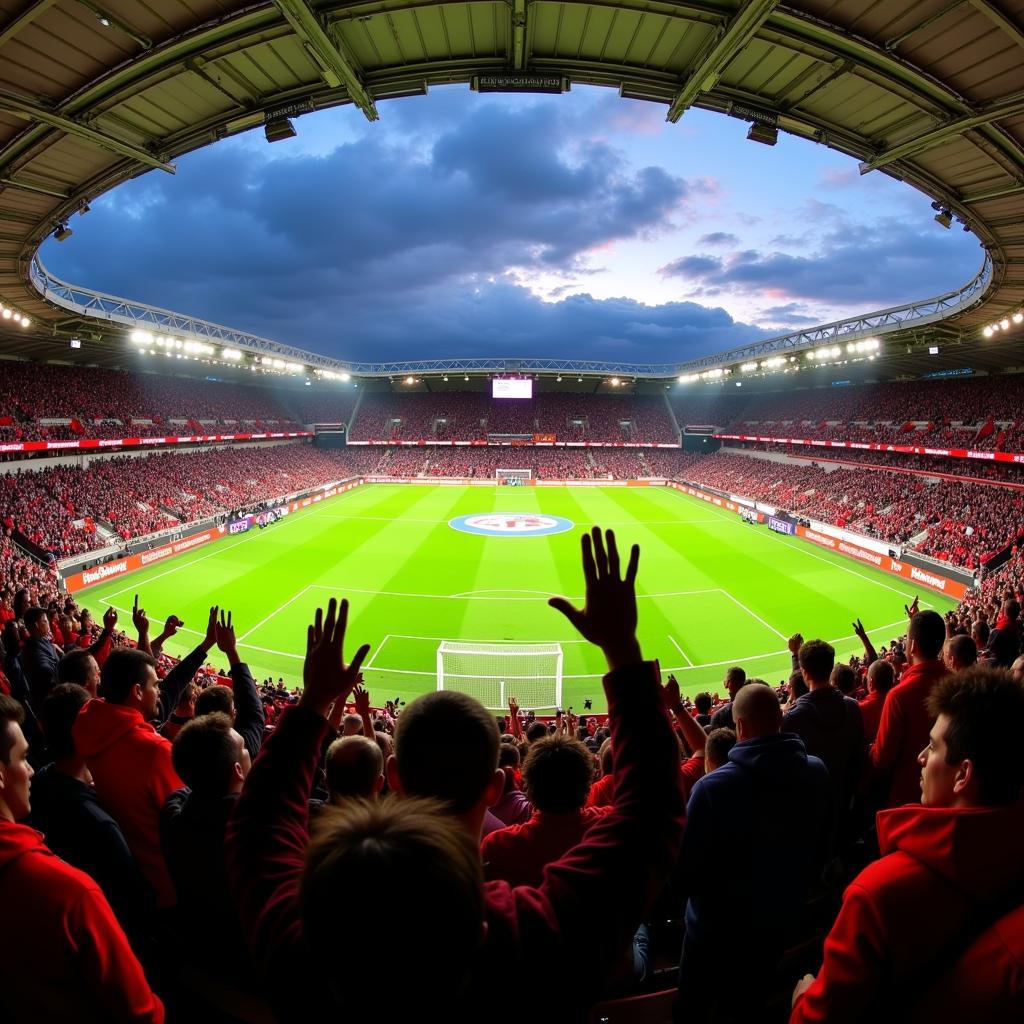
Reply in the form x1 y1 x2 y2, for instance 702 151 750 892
492 377 533 399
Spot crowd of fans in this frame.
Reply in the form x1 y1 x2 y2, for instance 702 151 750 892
348 391 678 443
1 525 1021 1022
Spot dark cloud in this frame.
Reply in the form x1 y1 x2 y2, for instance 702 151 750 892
658 213 983 307
756 302 823 327
697 232 739 247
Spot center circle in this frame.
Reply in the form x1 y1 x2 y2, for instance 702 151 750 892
448 513 576 537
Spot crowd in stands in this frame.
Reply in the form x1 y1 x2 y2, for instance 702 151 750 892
673 374 1024 453
1 524 1022 1022
348 391 678 444
0 444 362 557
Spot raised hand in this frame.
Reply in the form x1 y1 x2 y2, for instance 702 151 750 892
663 673 683 713
352 683 371 717
904 596 920 620
787 632 803 655
852 619 867 641
299 597 371 718
162 614 184 638
102 606 118 631
132 595 149 636
215 609 237 654
508 696 520 717
202 606 220 651
549 527 641 671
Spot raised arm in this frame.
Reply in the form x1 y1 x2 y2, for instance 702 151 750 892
664 674 707 755
155 606 217 729
352 682 374 740
217 609 265 759
852 619 878 667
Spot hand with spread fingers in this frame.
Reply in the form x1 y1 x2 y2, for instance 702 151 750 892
299 597 371 719
549 526 642 671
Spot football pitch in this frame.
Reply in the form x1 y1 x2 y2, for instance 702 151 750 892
80 483 957 710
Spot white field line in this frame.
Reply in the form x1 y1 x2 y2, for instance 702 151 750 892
361 634 391 670
369 631 589 645
318 513 744 526
237 585 313 642
95 488 366 602
307 583 721 602
668 635 694 667
663 486 935 609
716 588 788 640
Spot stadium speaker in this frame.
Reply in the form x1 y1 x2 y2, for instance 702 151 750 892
746 122 778 146
264 116 297 144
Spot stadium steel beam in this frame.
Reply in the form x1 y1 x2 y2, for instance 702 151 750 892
272 0 379 121
0 0 57 47
0 175 69 199
969 0 1024 50
859 94 1024 173
665 0 781 123
0 90 174 174
512 0 528 69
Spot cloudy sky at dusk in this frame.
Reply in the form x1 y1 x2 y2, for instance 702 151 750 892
41 84 982 366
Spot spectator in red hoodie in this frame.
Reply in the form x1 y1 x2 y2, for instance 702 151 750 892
870 605 948 807
73 606 219 908
226 528 685 1022
858 660 895 745
791 667 1024 1023
0 694 163 1023
482 733 607 887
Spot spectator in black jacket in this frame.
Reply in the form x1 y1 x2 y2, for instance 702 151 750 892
707 666 746 730
19 607 60 712
28 683 152 945
162 710 253 981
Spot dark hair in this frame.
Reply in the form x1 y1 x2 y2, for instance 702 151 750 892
324 736 384 799
788 670 808 700
100 648 157 704
302 796 483 1011
23 606 47 632
525 720 548 743
497 744 520 769
57 648 96 686
39 684 90 760
798 640 835 683
972 620 991 646
0 693 25 763
393 691 499 814
598 738 614 777
926 667 1024 806
867 660 895 695
946 634 978 668
831 663 858 696
522 734 593 813
195 684 234 719
171 712 239 796
909 610 946 660
694 692 712 715
706 727 737 767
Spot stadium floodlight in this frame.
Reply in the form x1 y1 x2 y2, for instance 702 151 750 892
405 375 415 385
222 348 242 360
20 316 30 328
1014 312 1023 324
1000 319 1010 330
610 377 620 386
740 362 758 372
340 372 351 381
746 122 778 146
934 209 953 229
53 223 73 242
983 326 995 337
264 116 297 144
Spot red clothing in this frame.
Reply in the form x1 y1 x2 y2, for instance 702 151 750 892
680 753 705 802
869 660 947 807
73 698 183 907
226 662 685 1023
791 800 1024 1023
482 807 610 887
587 772 615 808
857 691 885 745
0 820 163 1023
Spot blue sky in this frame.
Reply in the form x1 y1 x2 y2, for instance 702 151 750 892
41 85 982 365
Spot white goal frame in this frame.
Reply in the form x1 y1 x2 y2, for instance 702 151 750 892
496 468 533 483
436 640 563 711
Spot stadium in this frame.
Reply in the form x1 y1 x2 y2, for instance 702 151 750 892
0 1 1023 1022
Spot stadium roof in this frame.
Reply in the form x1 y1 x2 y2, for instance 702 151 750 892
1 0 1022 381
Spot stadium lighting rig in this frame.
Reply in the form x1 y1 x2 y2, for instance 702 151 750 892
0 300 31 327
982 311 1024 338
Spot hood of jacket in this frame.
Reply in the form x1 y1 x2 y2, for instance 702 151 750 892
727 732 813 781
72 698 153 759
878 800 1024 903
0 818 48 870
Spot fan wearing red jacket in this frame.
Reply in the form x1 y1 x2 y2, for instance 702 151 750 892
791 666 1024 1023
226 529 685 1022
0 694 163 1023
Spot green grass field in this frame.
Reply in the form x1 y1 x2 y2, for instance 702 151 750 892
80 483 957 710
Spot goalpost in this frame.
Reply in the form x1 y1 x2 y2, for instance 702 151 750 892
496 468 532 485
436 640 563 711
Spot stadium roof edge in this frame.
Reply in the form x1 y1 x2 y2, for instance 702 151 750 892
1 0 1022 372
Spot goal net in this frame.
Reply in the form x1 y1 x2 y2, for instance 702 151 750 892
496 468 532 485
436 640 563 711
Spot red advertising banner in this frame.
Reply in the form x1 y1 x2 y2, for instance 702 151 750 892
64 527 225 593
795 526 970 600
715 433 1024 466
0 431 313 454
